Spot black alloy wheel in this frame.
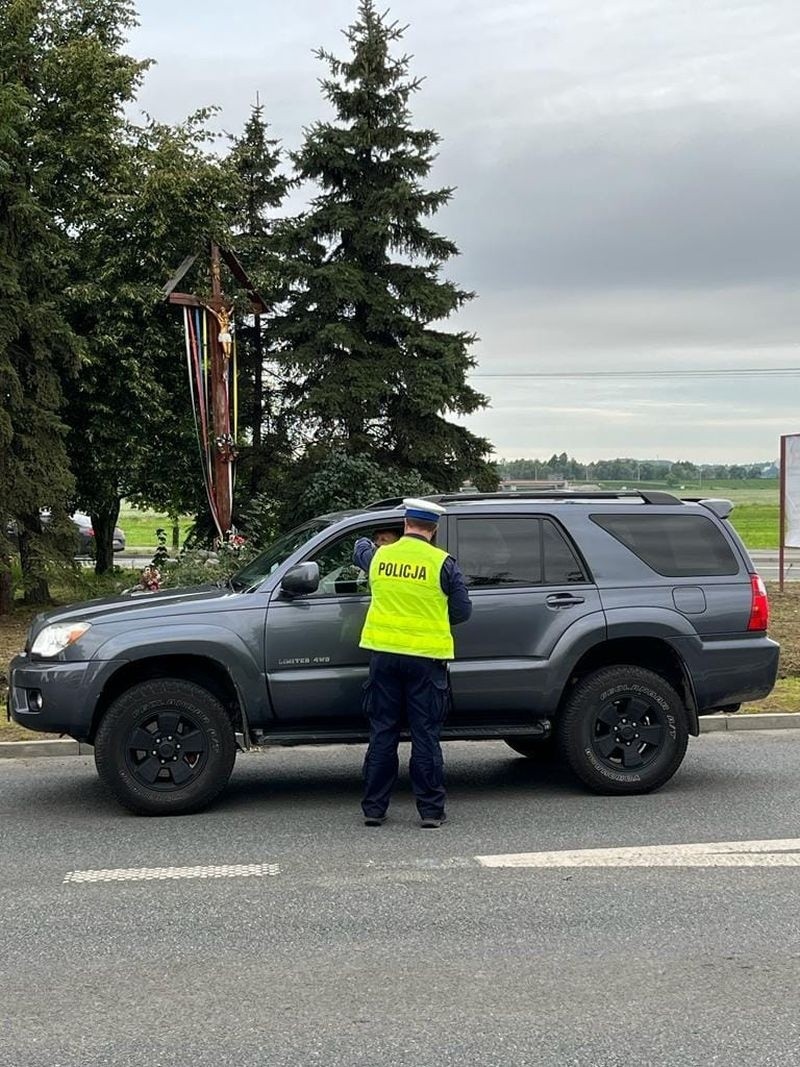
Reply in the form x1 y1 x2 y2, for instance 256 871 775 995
589 693 667 772
124 708 209 791
95 679 236 815
557 665 689 795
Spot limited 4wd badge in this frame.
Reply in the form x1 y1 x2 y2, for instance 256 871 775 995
277 656 331 666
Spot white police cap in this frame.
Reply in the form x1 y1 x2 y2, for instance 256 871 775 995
403 497 446 523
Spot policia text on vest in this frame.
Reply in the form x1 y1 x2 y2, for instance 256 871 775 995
352 498 472 829
360 534 455 660
376 560 429 580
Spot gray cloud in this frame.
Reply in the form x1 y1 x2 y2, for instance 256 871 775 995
129 0 800 461
441 108 800 291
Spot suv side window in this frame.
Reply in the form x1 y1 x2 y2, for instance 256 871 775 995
456 517 588 589
542 519 587 584
591 513 739 577
308 535 368 597
455 518 542 588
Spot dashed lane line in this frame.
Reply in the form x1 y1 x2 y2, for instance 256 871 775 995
476 838 800 869
62 837 800 885
63 862 281 884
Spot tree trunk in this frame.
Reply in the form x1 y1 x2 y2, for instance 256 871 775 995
0 556 12 615
171 516 180 551
251 316 264 496
92 498 121 575
18 513 50 605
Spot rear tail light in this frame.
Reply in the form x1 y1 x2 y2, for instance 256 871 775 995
747 573 769 631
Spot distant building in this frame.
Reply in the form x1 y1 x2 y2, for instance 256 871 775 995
460 479 604 493
760 463 779 479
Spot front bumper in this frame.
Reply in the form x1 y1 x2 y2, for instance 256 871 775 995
7 654 117 740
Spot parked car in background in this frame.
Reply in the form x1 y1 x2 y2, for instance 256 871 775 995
4 512 126 557
70 513 126 556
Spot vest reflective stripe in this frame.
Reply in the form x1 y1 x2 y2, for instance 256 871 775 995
360 536 454 660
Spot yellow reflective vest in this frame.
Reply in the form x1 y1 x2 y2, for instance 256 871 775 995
359 536 454 659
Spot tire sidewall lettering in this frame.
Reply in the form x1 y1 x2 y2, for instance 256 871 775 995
559 666 689 795
95 679 235 815
583 746 641 783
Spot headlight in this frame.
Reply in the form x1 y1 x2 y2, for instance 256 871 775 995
31 622 92 658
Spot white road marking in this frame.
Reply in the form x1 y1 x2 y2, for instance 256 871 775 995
63 862 281 884
476 838 800 869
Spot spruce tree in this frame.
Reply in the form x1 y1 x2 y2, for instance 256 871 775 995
277 0 496 492
227 102 291 498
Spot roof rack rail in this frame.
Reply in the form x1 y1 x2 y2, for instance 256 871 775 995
365 490 683 509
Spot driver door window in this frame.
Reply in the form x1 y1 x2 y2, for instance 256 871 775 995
308 536 370 598
306 525 404 598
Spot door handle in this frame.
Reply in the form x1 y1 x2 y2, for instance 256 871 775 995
546 593 585 608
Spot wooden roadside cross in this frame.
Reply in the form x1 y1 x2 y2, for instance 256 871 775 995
162 241 267 539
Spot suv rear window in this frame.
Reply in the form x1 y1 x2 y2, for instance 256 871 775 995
591 513 739 577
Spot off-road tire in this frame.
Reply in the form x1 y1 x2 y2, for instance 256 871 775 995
557 665 689 795
94 678 236 815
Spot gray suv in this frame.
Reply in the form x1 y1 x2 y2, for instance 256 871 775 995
7 490 779 815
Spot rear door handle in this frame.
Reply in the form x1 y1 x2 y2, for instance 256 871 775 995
546 593 585 608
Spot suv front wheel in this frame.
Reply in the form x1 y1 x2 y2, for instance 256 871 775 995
94 679 237 815
558 666 689 795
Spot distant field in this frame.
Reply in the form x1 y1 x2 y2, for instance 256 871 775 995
117 485 782 551
118 509 193 550
726 504 779 549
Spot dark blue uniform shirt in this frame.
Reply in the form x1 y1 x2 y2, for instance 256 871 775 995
353 534 472 626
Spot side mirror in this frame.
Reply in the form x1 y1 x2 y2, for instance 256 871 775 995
281 561 320 598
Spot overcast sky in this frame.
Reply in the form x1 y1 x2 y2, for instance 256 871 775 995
129 0 800 463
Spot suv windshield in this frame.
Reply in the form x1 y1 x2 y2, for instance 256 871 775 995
231 519 334 591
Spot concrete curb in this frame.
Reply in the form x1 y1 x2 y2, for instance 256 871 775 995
699 712 800 732
0 739 94 759
2 714 800 758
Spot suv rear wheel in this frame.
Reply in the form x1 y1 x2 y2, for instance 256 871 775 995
94 679 236 815
557 666 688 795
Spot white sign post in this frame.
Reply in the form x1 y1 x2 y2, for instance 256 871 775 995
779 433 800 590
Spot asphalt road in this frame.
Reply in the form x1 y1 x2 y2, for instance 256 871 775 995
2 734 799 1067
749 550 800 582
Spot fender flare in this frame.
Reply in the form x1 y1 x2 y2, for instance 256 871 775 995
90 625 267 741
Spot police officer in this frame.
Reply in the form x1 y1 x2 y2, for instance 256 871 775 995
353 499 472 828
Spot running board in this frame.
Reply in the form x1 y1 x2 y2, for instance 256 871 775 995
252 721 551 748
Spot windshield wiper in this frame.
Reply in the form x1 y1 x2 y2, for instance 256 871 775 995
216 575 244 592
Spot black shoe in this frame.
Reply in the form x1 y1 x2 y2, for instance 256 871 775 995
420 813 446 829
364 814 387 827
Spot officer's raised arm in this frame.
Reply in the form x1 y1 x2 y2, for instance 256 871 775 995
441 556 472 625
353 536 376 573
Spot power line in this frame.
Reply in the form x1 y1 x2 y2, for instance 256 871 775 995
471 367 800 380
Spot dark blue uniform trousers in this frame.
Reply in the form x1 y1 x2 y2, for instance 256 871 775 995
362 652 450 819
